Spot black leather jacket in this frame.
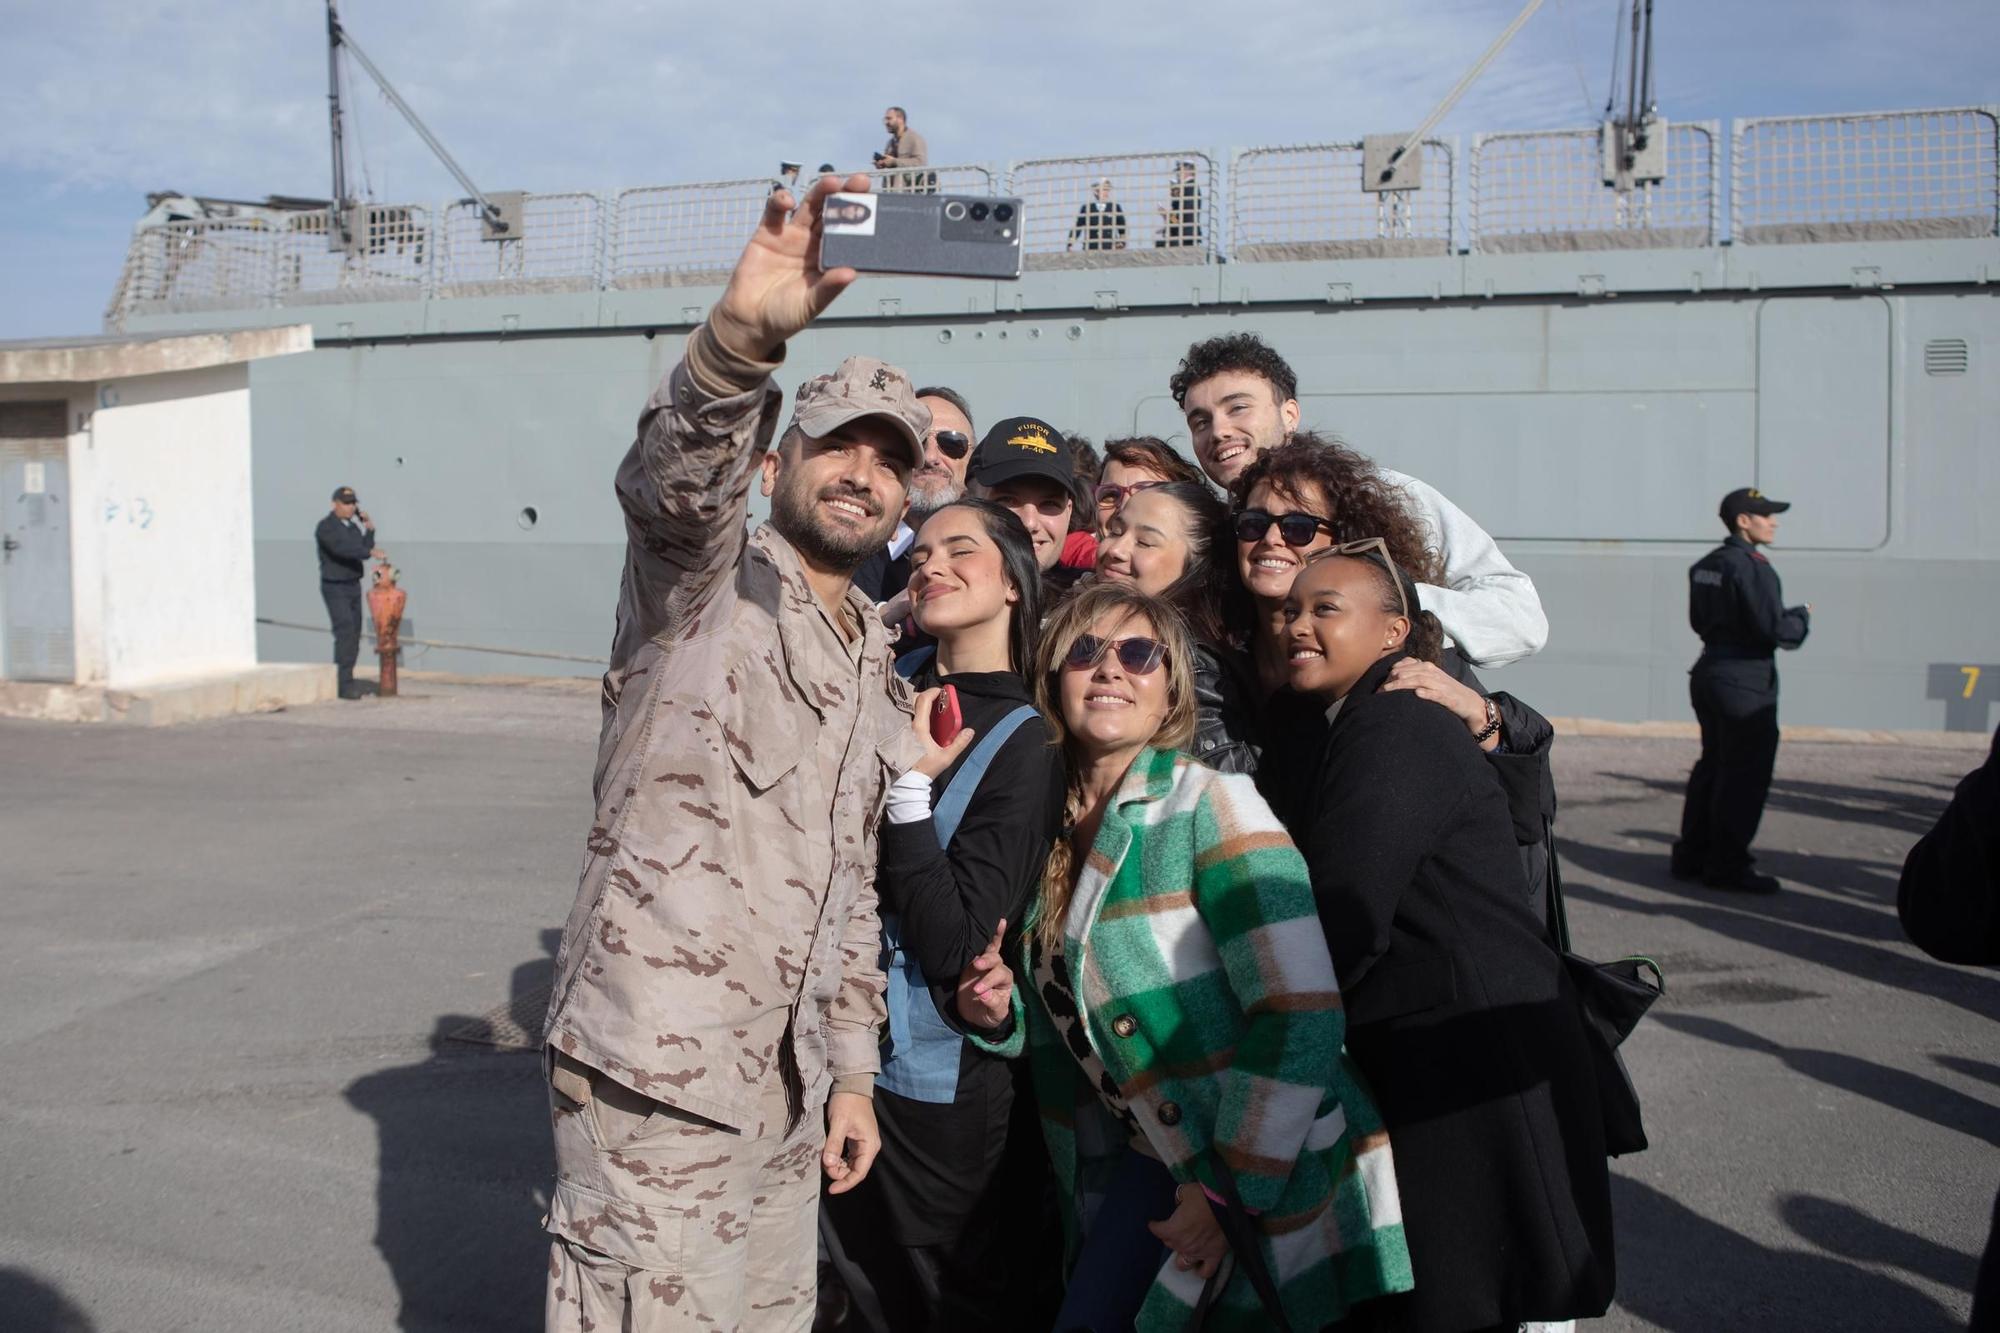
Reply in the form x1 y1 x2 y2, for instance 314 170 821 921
1188 640 1262 776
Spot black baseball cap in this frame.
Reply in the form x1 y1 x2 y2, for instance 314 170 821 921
971 416 1074 491
1720 487 1789 521
332 486 358 503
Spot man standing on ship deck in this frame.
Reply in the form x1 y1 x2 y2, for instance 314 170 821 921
540 172 952 1332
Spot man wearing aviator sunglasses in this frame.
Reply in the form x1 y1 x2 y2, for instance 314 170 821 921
855 385 977 609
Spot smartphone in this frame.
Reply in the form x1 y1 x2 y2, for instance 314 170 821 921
930 684 964 746
820 192 1024 280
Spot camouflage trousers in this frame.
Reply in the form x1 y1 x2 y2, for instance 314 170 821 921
544 1051 823 1332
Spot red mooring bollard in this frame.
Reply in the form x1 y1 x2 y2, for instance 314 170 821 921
368 562 407 697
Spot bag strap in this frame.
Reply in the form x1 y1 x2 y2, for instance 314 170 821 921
931 704 1039 847
1543 813 1574 953
895 644 936 680
1195 1153 1294 1333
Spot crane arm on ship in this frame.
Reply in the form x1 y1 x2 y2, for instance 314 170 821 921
324 0 512 251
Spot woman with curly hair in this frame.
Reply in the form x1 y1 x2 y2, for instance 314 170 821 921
1229 435 1559 885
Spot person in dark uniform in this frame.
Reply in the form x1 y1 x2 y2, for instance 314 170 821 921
1672 487 1811 893
315 485 383 700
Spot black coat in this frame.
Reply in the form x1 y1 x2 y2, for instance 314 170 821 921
1293 651 1614 1331
1187 640 1261 776
314 512 375 582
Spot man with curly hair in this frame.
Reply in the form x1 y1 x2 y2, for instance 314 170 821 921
1169 331 1547 668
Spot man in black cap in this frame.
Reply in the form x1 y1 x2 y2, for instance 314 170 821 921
968 415 1088 593
316 486 384 700
1672 487 1812 892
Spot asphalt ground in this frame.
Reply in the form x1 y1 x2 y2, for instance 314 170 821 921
0 680 1992 1332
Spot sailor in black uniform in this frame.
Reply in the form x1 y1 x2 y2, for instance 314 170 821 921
1672 488 1811 893
316 485 382 700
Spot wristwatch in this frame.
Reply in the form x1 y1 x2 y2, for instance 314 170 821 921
1472 697 1502 745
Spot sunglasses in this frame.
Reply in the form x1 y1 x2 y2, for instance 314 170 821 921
928 429 970 460
1061 633 1169 675
1234 508 1338 548
1094 479 1165 510
1304 536 1409 623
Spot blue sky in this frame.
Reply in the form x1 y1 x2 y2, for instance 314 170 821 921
2 0 1994 339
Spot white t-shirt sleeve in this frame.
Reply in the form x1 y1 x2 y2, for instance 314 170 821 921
1380 468 1549 668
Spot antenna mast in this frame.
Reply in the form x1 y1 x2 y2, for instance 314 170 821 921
1603 0 1663 191
323 0 515 252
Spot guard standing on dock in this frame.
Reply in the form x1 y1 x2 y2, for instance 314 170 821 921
1673 488 1811 893
315 485 383 700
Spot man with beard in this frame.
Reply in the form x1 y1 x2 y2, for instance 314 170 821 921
1171 331 1547 668
541 174 956 1333
855 385 975 604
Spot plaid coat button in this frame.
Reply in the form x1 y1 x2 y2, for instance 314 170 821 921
1157 1101 1182 1126
1112 1014 1138 1038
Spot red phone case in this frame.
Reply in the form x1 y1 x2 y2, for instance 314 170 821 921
931 685 963 746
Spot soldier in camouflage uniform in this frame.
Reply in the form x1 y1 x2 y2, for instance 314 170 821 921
541 172 951 1332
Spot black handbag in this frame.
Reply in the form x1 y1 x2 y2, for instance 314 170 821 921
1544 816 1664 1156
1192 1153 1294 1332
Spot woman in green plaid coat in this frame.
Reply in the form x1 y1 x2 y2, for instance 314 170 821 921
959 583 1412 1331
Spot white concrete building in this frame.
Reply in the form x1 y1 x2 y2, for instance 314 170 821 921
0 327 330 723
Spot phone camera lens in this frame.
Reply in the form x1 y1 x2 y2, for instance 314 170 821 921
970 202 989 222
944 201 968 222
994 204 1015 223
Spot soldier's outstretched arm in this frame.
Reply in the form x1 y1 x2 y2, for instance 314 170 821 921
612 174 872 649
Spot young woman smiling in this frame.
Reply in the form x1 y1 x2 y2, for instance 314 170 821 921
1095 481 1260 774
1280 547 1614 1333
955 582 1413 1333
821 498 1066 1332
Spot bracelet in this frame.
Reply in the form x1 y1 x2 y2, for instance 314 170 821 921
1471 697 1502 745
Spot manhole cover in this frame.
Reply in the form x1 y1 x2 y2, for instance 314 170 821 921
446 980 554 1051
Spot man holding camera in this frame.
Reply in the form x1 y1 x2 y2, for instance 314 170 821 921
874 106 930 192
540 174 945 1332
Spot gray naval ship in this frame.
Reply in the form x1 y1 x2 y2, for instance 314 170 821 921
97 19 1999 733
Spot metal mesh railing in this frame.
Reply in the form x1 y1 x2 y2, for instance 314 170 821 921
1005 152 1217 269
612 178 771 288
436 191 605 297
861 162 996 197
1733 107 2000 244
1231 140 1455 262
118 219 281 314
274 205 432 305
1471 122 1718 253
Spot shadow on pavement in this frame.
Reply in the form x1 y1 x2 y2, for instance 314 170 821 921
0 1268 96 1333
1611 1176 1961 1331
1780 1193 1980 1293
1654 1012 2000 1149
1935 1053 2000 1089
1596 769 1949 836
344 934 556 1331
1554 837 2000 1024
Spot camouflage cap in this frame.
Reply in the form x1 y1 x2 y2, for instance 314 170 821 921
789 356 930 468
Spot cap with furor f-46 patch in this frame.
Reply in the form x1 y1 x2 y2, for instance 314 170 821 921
1720 487 1790 521
788 356 931 469
969 416 1074 490
332 486 358 503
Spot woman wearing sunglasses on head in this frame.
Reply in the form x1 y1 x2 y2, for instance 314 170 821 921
822 498 1068 1332
1228 438 1558 879
1280 546 1615 1333
1095 481 1261 776
954 581 1413 1333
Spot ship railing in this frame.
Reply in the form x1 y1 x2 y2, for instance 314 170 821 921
435 190 607 298
113 217 282 318
1229 139 1455 262
1731 106 2000 245
1002 151 1218 269
98 105 2000 330
274 204 433 306
1469 121 1720 253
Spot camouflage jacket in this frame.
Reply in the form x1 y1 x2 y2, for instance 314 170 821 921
544 356 921 1132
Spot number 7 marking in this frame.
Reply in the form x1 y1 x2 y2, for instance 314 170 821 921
1964 666 1982 700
